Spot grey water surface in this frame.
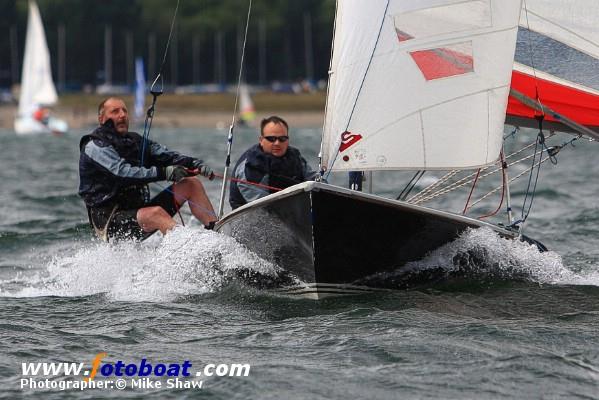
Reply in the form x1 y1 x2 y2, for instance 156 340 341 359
0 126 598 399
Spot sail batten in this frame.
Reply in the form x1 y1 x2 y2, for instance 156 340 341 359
322 0 523 172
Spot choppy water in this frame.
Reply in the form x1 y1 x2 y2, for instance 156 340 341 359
1 126 598 399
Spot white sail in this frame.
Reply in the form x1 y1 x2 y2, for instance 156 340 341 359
322 0 523 171
18 0 58 118
519 0 599 60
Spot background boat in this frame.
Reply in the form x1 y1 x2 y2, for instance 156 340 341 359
14 0 68 135
239 83 256 126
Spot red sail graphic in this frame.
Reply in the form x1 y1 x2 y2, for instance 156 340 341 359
339 131 363 152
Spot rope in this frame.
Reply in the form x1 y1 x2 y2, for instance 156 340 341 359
477 152 507 220
471 135 582 216
462 168 481 215
213 172 283 193
411 149 545 205
407 170 459 203
469 154 552 210
408 133 555 205
217 0 253 218
504 126 519 140
397 171 425 201
520 130 544 223
522 0 544 113
149 168 285 223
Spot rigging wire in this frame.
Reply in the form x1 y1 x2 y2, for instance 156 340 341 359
467 155 550 211
519 119 546 226
140 0 180 166
522 0 544 113
477 152 507 220
462 168 481 215
148 168 287 223
397 171 425 201
217 0 253 218
409 132 555 205
134 0 194 225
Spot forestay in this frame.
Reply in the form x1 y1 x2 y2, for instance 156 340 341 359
321 0 522 172
18 0 58 118
508 0 599 133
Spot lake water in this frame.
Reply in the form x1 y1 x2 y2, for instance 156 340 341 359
1 125 598 399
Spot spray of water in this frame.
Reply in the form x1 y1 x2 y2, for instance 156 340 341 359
361 227 599 288
2 226 598 300
2 227 287 302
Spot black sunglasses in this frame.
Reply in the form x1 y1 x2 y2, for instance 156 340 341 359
262 135 289 143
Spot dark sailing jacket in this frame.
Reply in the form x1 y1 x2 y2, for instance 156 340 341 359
229 144 317 209
78 120 197 209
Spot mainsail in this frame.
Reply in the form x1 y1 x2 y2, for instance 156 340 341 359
322 0 523 172
508 0 599 137
18 0 58 118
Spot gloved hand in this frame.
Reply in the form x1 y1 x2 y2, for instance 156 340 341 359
164 165 196 182
191 159 214 180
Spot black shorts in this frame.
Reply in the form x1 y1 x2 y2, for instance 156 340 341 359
88 186 180 242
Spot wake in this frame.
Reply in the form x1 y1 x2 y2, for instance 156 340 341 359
0 226 292 302
3 226 598 300
359 227 599 289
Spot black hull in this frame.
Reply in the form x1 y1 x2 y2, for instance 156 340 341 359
216 182 517 297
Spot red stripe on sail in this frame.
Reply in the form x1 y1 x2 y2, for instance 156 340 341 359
508 70 599 127
410 47 473 81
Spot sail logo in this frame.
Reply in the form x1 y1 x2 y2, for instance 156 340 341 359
339 131 363 152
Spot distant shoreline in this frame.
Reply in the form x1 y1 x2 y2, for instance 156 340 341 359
0 92 326 130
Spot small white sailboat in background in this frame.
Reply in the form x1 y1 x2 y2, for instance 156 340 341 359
239 83 256 126
14 0 68 135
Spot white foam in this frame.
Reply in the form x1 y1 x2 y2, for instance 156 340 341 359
2 226 282 302
3 227 597 299
398 227 599 285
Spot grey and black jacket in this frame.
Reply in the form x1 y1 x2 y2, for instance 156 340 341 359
229 144 317 210
78 120 198 210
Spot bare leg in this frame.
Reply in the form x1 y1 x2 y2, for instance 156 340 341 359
137 206 176 234
136 177 217 235
172 177 217 226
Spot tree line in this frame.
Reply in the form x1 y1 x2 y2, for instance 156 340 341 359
0 0 335 90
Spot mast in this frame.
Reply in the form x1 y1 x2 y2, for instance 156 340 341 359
217 0 252 218
502 147 514 226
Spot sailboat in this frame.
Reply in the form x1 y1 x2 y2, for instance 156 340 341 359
215 0 597 298
14 0 68 135
239 83 256 126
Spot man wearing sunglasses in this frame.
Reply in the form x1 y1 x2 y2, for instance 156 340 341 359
229 115 318 210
